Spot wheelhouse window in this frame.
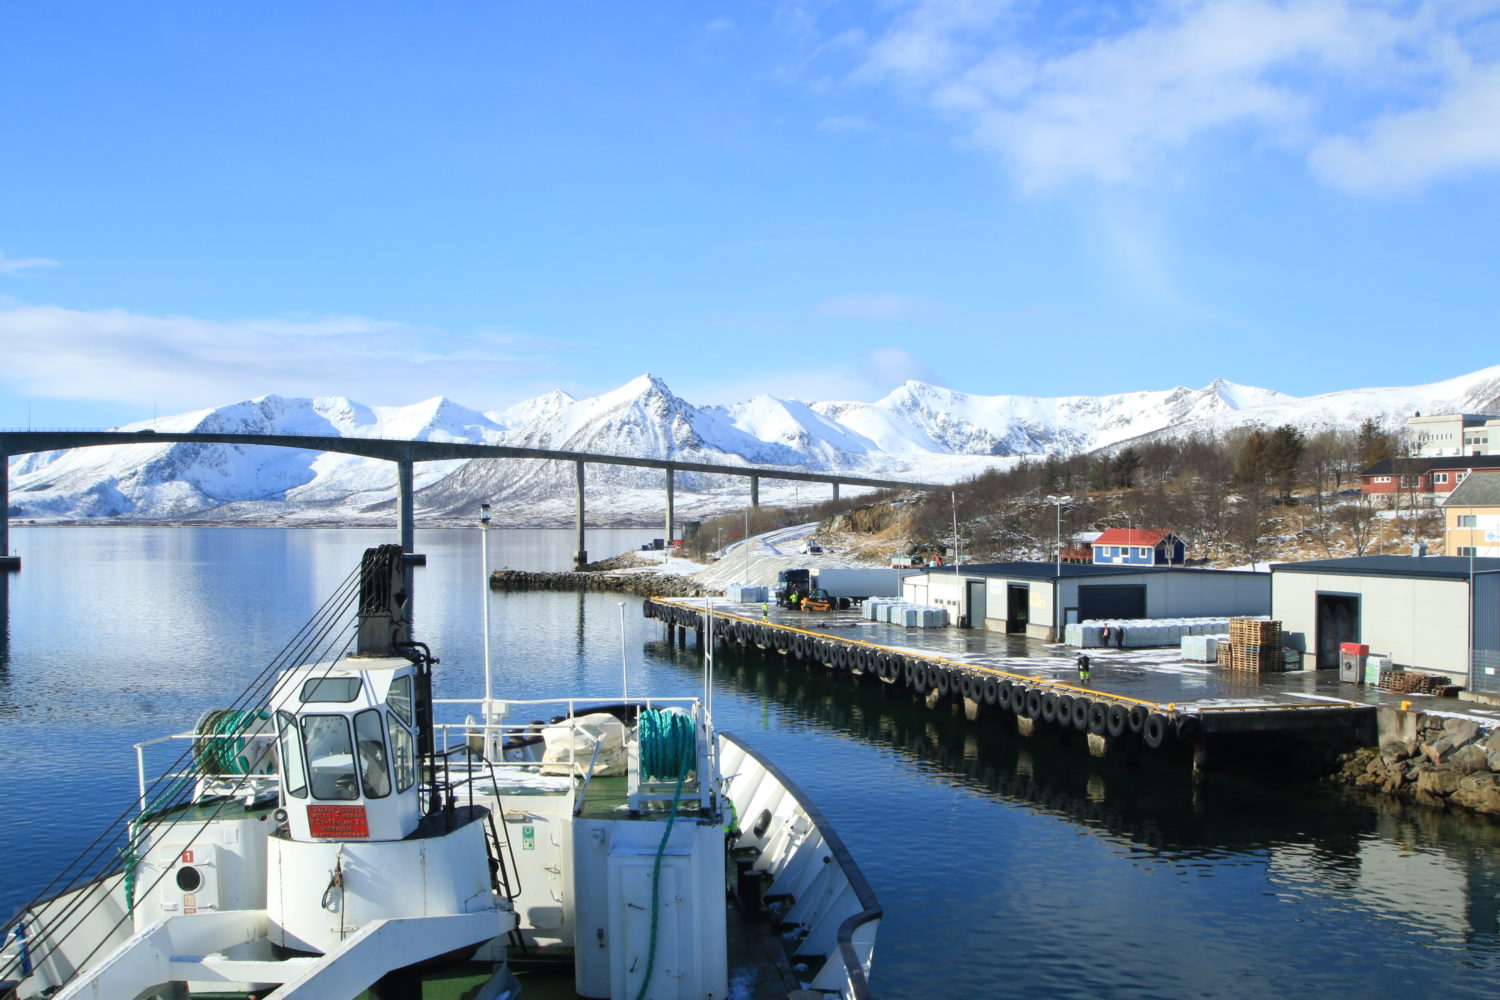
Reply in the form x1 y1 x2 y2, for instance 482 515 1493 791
354 709 391 798
301 677 362 703
388 675 414 726
301 715 358 800
388 712 416 793
277 710 307 799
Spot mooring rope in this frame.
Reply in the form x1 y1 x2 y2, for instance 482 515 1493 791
632 708 698 1000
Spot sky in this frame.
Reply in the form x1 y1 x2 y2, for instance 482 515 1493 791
2 0 1499 429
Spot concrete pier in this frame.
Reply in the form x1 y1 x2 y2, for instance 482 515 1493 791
395 459 414 555
665 468 675 552
573 460 588 569
0 454 15 571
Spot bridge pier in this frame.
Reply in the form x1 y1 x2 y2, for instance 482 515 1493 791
395 459 414 555
833 482 840 502
574 460 587 569
664 468 674 553
750 474 759 508
0 453 15 570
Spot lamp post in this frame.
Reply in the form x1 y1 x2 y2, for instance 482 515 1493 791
479 503 493 720
1046 495 1072 641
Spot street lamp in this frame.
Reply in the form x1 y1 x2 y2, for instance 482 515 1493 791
479 503 494 721
1046 495 1072 577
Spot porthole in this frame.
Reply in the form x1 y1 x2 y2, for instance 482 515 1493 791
175 866 203 892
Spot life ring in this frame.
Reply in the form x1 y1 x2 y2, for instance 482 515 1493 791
1176 714 1202 741
982 675 1000 706
1009 684 1028 715
1143 713 1169 749
1128 705 1148 734
1088 702 1109 735
1070 697 1091 730
1106 704 1128 738
1024 688 1043 719
1040 691 1059 723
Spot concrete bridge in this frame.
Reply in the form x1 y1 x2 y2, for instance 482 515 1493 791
0 430 941 567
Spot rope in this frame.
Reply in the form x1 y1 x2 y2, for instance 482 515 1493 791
193 709 271 776
632 709 697 1000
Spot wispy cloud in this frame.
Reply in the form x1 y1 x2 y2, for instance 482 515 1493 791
0 305 563 410
823 0 1500 195
0 251 60 276
814 293 935 321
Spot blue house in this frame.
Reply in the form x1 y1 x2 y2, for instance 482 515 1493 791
1091 528 1185 567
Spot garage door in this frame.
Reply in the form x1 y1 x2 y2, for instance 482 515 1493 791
1079 584 1146 620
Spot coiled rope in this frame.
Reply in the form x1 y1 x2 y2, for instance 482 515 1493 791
632 709 697 1000
193 708 271 776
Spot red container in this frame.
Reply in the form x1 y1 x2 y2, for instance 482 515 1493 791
1340 642 1370 656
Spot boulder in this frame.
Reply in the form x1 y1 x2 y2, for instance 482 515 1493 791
1380 740 1411 765
1449 743 1491 775
1423 738 1457 765
1482 729 1500 752
1416 766 1463 797
1451 773 1500 814
1442 717 1481 748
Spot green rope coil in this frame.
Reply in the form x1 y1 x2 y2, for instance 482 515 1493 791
633 709 698 1000
193 708 270 776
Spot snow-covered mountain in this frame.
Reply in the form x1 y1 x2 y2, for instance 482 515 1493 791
8 366 1500 525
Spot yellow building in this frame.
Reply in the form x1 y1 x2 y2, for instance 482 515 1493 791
1443 470 1500 558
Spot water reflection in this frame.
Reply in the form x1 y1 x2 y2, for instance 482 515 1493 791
672 637 1500 965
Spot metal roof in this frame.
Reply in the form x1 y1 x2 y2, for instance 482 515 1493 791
1443 470 1500 507
1361 455 1500 476
1093 528 1172 546
1271 555 1500 581
927 561 1264 581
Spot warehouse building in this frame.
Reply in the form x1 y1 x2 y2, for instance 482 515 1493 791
902 563 1269 640
1269 555 1500 689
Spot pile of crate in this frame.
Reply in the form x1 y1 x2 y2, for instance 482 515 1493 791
1222 617 1283 673
1377 669 1455 695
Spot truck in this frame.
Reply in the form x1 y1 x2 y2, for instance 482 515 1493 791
775 567 916 608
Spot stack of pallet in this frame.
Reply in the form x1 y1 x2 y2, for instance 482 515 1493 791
1223 617 1283 673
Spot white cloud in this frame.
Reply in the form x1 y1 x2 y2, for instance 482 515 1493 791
0 251 60 276
814 293 934 320
1310 61 1500 192
832 0 1500 195
0 305 562 411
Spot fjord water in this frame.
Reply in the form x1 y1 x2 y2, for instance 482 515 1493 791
3 527 1500 998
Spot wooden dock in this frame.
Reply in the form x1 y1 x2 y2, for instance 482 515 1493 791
645 597 1380 779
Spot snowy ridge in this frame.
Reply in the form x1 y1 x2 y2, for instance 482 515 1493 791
8 365 1500 524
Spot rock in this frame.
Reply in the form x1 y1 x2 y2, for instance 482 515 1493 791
1423 738 1457 765
1451 773 1500 814
1449 744 1491 775
1483 729 1500 752
1487 750 1500 773
1442 718 1481 747
1414 790 1449 810
1405 760 1432 783
1416 767 1463 797
1380 740 1411 765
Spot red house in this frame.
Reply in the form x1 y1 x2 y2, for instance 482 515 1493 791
1359 456 1500 495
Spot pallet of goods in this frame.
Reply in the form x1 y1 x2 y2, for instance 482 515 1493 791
1222 618 1283 672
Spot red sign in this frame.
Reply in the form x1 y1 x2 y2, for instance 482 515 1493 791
306 805 370 840
181 850 194 864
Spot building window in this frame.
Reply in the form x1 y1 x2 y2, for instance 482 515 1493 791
1374 476 1392 483
1458 515 1478 527
1434 473 1449 484
1457 546 1477 557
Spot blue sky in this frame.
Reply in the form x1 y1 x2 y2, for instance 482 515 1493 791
2 1 1498 429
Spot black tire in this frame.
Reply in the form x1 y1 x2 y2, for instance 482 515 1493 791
1056 694 1074 726
1128 705 1148 734
997 679 1013 706
1177 714 1203 741
1009 684 1028 715
982 675 1000 706
933 665 951 696
1088 702 1109 735
1070 697 1091 730
1024 688 1043 719
1040 691 1059 724
1143 713 1169 749
903 658 916 685
792 635 807 659
958 674 974 700
914 663 930 693
1106 704 1128 738
874 651 890 676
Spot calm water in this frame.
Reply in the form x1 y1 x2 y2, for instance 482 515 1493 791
3 526 1500 998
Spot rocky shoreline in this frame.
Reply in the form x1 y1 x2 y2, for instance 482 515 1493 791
1330 715 1500 816
488 565 708 598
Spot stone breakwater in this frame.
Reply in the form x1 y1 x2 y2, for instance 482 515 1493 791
1330 716 1500 816
489 568 708 598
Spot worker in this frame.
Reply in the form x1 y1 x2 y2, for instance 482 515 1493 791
1076 652 1091 683
761 601 769 621
790 590 801 611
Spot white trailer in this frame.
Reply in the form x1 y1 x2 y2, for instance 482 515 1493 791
813 568 915 601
